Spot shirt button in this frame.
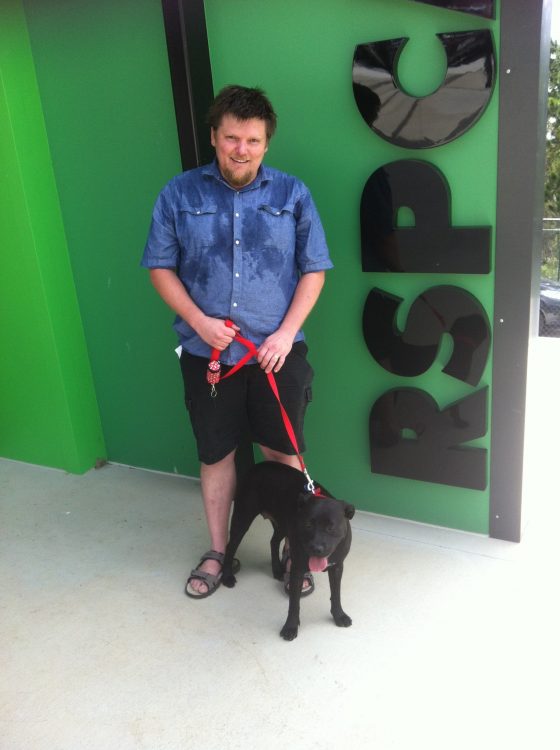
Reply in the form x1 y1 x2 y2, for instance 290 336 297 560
233 302 238 307
196 210 201 215
235 212 239 217
235 272 240 278
235 240 240 245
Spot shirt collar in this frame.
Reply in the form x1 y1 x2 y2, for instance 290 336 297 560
202 160 273 191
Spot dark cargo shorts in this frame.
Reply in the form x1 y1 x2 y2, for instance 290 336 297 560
179 342 314 465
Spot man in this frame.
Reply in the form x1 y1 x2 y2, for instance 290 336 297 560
142 85 332 598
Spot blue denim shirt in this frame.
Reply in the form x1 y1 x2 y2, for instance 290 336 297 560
142 161 333 364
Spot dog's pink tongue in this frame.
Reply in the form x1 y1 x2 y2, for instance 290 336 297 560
309 556 329 573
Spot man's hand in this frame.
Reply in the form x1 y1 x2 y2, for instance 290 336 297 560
257 329 294 373
195 316 239 351
148 271 239 352
256 271 325 373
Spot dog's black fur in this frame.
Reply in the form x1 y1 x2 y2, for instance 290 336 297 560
222 461 354 640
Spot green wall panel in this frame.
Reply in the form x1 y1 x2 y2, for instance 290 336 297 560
205 0 500 532
0 0 105 473
9 0 501 532
22 0 199 476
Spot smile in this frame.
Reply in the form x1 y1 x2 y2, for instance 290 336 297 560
231 158 249 164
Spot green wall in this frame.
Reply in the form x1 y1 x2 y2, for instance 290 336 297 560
3 0 501 533
205 0 500 532
0 0 105 473
22 0 200 476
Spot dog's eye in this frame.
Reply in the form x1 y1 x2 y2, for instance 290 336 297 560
326 524 335 533
304 521 313 530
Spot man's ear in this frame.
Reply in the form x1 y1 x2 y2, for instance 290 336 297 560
210 128 216 147
344 503 355 520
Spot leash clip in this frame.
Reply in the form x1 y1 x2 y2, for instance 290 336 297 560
303 468 316 494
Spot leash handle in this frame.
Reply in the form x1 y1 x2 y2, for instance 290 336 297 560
207 319 237 395
209 319 261 381
208 318 236 362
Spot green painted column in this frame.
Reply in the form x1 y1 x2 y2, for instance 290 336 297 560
22 0 191 476
0 0 105 473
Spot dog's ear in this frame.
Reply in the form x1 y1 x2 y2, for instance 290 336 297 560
344 503 355 520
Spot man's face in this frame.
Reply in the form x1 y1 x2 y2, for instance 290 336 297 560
211 114 268 188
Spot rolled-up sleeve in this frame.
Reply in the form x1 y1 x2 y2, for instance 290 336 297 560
294 188 334 274
141 187 180 269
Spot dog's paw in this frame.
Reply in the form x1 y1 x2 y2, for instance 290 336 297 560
221 573 237 588
280 624 299 641
333 612 352 628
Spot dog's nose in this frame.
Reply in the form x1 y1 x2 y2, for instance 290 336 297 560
310 543 326 556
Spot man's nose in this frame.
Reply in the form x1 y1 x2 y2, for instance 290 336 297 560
235 141 248 156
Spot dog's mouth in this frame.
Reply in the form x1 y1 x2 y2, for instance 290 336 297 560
309 556 329 572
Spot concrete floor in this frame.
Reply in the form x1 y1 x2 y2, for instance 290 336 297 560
1 338 559 750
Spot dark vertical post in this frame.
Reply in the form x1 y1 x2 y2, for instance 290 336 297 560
490 0 552 540
161 0 255 478
161 0 214 169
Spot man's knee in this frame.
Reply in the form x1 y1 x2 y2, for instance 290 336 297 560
258 445 301 469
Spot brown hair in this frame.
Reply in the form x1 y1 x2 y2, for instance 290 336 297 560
207 85 277 140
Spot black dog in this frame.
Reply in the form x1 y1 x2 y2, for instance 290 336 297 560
222 461 355 640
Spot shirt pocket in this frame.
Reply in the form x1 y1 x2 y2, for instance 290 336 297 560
176 202 218 250
257 203 296 251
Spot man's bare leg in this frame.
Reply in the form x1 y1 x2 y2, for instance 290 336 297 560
187 449 237 596
258 445 301 469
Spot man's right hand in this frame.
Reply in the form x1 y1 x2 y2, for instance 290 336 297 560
148 270 239 351
195 316 239 351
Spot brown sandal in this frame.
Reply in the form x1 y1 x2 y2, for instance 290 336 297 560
185 550 240 599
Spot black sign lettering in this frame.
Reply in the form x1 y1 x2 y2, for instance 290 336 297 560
370 387 488 489
411 1 494 19
361 160 491 273
352 30 495 148
363 285 490 386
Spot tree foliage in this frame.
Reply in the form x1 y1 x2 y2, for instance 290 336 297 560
542 41 560 281
545 40 560 218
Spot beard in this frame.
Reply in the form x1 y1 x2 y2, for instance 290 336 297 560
221 163 257 188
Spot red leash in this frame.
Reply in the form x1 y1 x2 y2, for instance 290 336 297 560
207 320 318 494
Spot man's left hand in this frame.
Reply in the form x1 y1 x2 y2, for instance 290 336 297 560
257 330 293 373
